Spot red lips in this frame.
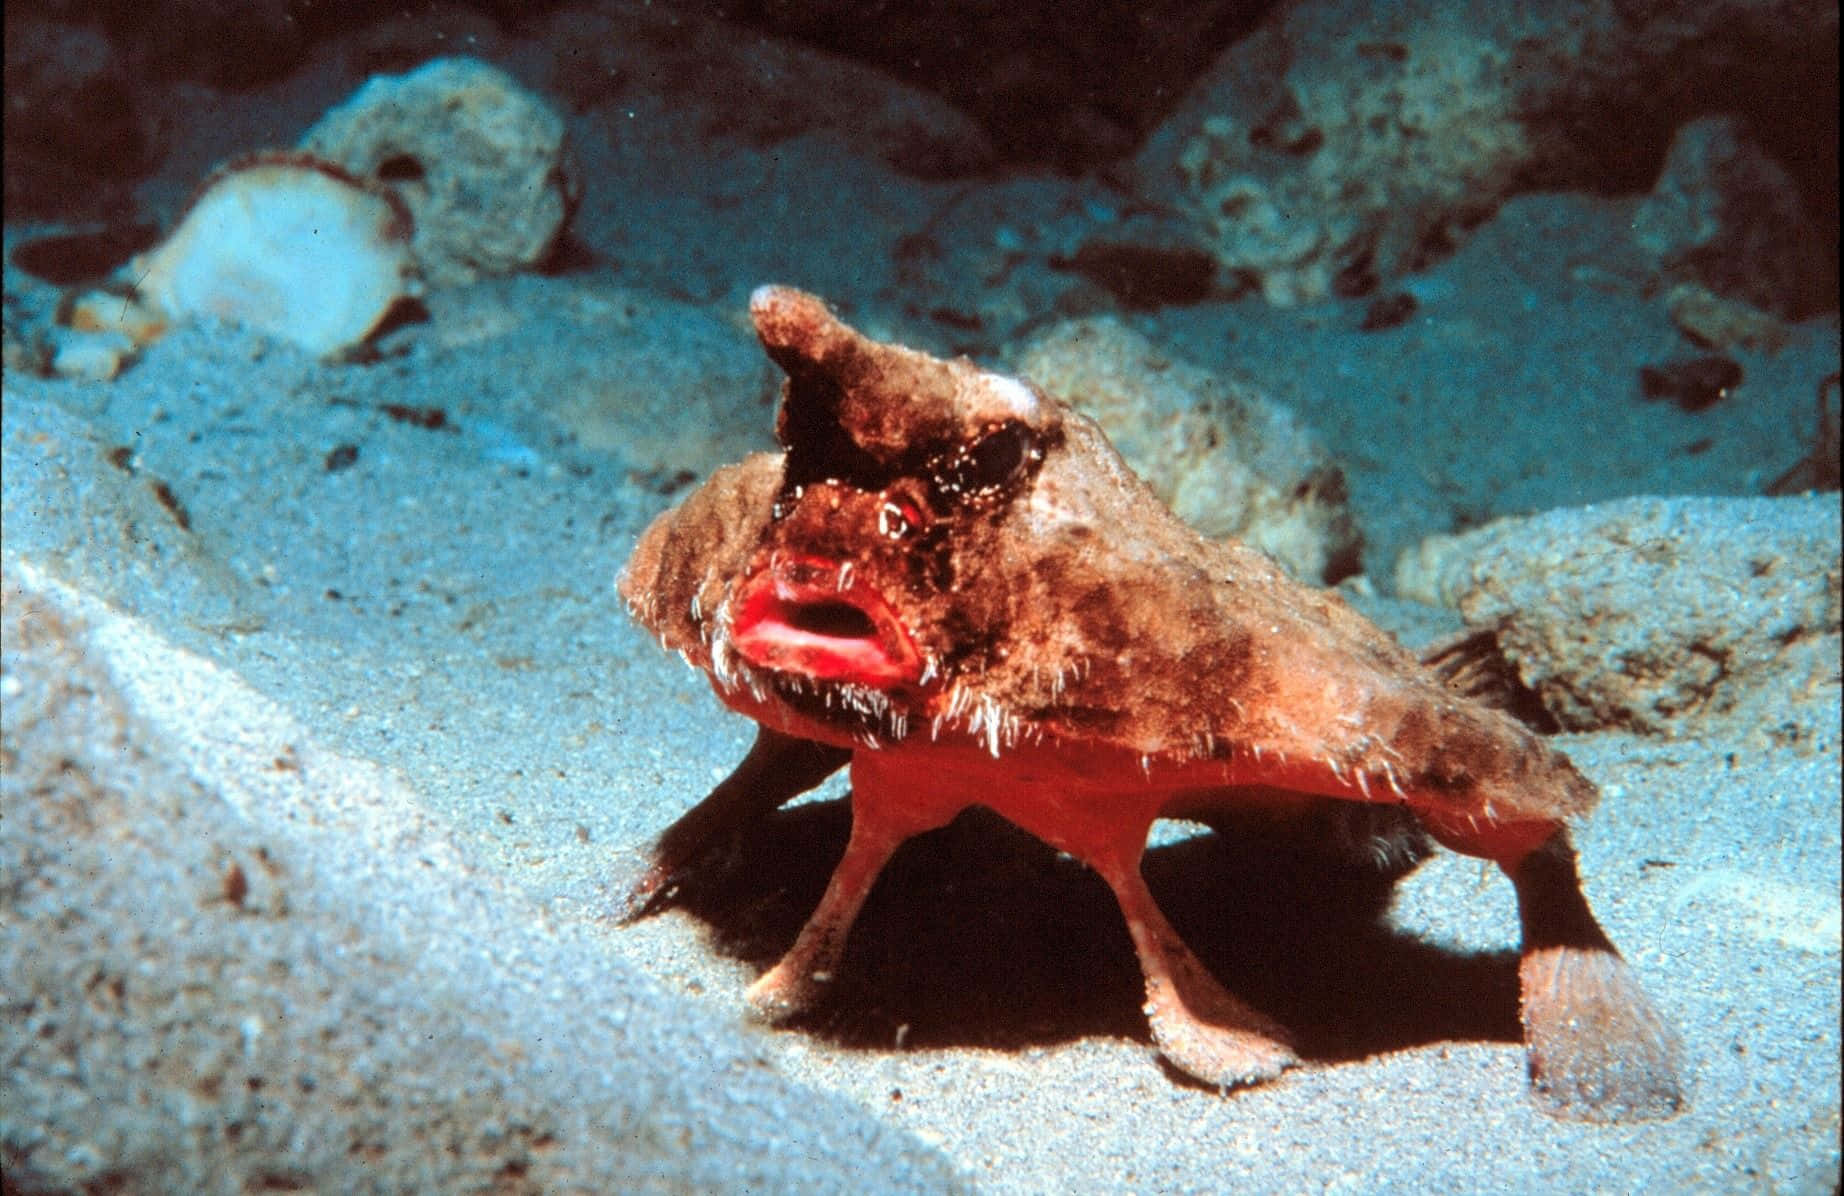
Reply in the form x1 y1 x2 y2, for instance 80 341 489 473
731 556 924 688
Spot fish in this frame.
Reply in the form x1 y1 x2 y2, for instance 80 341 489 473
617 285 1685 1122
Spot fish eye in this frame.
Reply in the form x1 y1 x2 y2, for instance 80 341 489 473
932 421 1036 503
966 423 1028 486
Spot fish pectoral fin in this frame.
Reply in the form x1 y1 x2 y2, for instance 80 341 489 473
744 773 961 1021
614 726 849 924
1509 831 1687 1122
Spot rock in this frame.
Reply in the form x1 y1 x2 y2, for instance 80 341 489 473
1394 495 1841 739
1358 292 1419 332
8 223 162 286
1636 354 1744 412
66 154 419 360
1137 0 1839 307
1632 116 1834 321
884 177 1121 349
61 287 170 347
49 328 139 381
1050 213 1220 309
1015 316 1361 582
0 564 964 1193
1665 282 1792 353
536 3 995 181
1146 8 1529 306
301 56 578 287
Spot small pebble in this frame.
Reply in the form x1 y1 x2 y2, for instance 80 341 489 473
1638 355 1743 411
50 330 137 381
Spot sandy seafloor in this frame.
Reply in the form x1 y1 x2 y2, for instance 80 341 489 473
4 11 1841 1195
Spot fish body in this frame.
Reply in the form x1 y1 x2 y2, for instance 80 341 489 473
619 286 1684 1121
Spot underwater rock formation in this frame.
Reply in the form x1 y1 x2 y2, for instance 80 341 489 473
1395 495 1841 739
301 56 578 286
1663 283 1793 354
42 58 588 367
1632 115 1835 322
1016 316 1360 582
535 2 996 180
1138 0 1839 307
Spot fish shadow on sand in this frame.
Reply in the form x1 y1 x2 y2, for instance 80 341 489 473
652 797 1522 1073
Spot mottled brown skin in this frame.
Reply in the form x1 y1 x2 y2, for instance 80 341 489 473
618 286 1685 1121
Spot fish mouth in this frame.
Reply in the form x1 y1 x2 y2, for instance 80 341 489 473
731 556 923 688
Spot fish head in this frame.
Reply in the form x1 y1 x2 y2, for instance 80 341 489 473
722 287 1066 717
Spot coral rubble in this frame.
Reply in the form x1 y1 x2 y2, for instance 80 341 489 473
1138 0 1839 306
1017 316 1360 581
1395 495 1841 739
300 56 578 286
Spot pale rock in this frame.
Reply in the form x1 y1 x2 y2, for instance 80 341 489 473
301 56 577 286
118 155 417 358
1394 495 1840 738
1016 316 1360 582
